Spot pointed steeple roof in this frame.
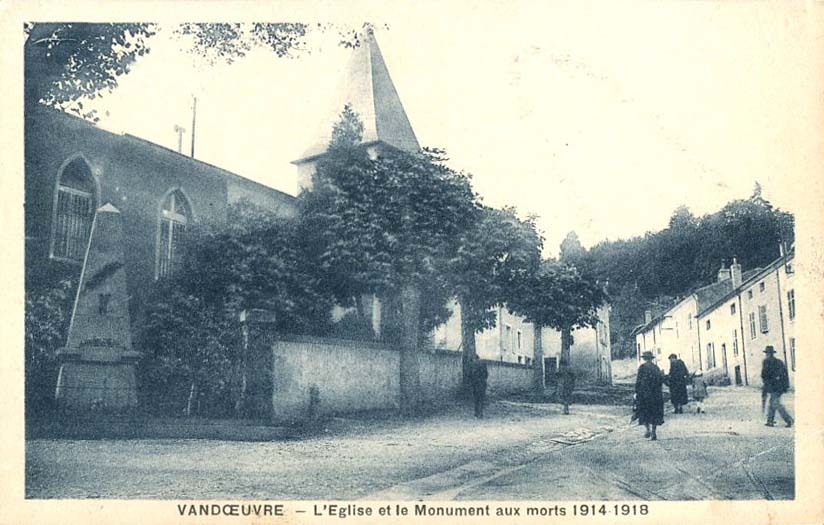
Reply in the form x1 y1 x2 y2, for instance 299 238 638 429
293 29 420 164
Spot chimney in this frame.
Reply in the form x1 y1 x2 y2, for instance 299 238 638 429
717 261 731 283
644 310 652 325
731 257 742 288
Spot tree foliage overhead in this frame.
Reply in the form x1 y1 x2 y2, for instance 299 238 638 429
24 22 362 120
24 23 157 118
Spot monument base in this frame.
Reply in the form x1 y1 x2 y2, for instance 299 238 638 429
55 361 138 410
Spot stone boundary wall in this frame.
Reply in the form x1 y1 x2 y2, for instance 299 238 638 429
271 335 532 421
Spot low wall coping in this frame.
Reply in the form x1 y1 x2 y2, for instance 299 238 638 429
275 336 532 371
276 334 391 352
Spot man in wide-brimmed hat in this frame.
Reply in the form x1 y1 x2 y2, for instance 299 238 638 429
636 351 665 440
761 345 793 427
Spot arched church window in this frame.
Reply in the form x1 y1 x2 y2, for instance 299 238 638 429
156 190 190 279
52 156 96 261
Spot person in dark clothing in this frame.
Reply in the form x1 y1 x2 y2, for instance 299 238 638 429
557 359 575 415
468 354 489 418
636 351 665 440
761 346 793 427
666 353 690 414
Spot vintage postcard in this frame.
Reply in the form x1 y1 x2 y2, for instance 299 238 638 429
1 1 823 524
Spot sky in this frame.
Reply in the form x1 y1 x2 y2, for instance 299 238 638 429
77 3 818 256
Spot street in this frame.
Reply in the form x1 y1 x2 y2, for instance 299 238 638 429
26 386 793 500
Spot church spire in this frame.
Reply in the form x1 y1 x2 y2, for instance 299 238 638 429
293 28 420 189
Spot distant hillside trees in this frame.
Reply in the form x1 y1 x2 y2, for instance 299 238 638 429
585 185 794 358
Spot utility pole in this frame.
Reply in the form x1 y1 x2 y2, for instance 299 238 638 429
190 96 197 158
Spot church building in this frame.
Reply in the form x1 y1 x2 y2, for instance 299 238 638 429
25 28 612 408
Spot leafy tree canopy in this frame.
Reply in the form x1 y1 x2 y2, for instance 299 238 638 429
299 104 480 301
448 205 542 332
511 259 607 333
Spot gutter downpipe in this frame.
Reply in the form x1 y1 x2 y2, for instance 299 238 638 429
737 292 749 385
696 299 703 372
774 263 789 373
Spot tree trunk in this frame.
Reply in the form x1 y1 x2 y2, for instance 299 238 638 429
235 318 249 418
185 381 197 417
533 324 545 393
561 324 573 364
399 284 422 417
459 298 477 392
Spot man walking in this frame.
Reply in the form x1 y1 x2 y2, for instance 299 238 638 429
761 346 793 428
666 353 690 414
557 359 575 415
469 354 489 418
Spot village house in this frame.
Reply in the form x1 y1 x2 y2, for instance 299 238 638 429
632 250 794 387
432 302 613 384
697 249 795 388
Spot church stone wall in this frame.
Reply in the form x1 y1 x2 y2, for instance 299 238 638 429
270 335 532 421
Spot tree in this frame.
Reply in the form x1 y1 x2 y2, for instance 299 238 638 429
24 278 76 413
299 105 478 414
510 260 608 392
139 290 235 417
24 23 157 119
447 206 542 388
137 200 336 417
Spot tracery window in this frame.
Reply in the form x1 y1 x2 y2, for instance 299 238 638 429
157 190 190 279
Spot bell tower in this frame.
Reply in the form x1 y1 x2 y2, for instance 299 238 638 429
292 28 420 192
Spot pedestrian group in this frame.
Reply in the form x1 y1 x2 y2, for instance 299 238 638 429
634 345 793 440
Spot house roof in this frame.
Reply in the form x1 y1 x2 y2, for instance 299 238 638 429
292 29 420 164
696 253 793 318
632 266 765 336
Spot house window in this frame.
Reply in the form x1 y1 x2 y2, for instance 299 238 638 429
517 330 522 351
705 319 711 331
52 157 96 261
759 282 765 293
504 324 513 352
730 303 736 315
789 337 796 371
787 289 795 321
732 329 739 357
758 305 769 333
747 290 753 300
707 343 715 369
749 312 757 339
157 190 190 279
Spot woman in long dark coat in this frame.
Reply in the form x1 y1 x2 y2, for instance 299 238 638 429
636 351 665 440
666 353 690 413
